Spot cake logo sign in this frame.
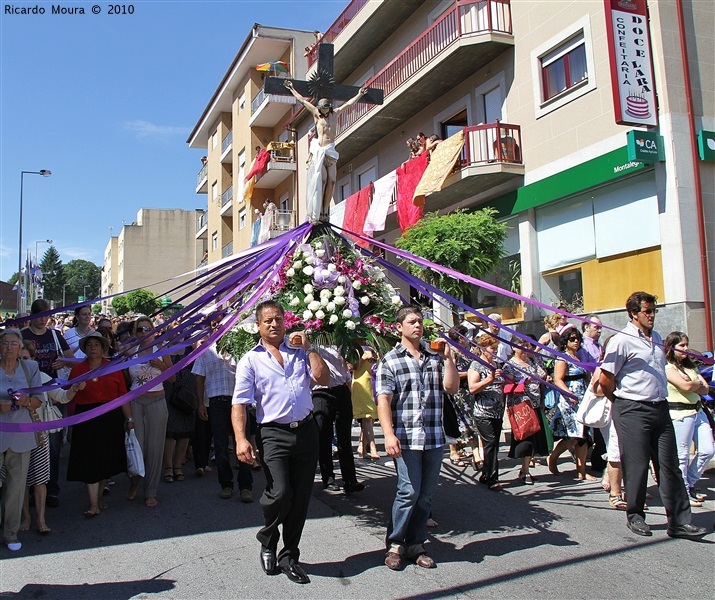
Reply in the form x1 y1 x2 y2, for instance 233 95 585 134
608 1 658 127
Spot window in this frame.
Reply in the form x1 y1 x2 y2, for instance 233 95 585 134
531 17 596 118
239 92 245 112
211 131 218 149
440 109 468 141
238 150 246 203
211 232 218 251
212 181 218 202
239 208 246 229
541 34 587 101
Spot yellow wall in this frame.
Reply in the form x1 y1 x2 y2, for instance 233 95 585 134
581 247 664 312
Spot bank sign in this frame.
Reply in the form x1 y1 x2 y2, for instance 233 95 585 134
604 0 658 127
627 130 664 163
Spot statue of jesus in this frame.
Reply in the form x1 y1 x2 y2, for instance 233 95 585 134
284 79 368 221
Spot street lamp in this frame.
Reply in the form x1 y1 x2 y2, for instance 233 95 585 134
34 239 52 302
62 284 69 307
17 170 51 313
83 285 91 302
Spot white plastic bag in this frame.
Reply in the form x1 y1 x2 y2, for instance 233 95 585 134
125 430 145 477
576 386 611 429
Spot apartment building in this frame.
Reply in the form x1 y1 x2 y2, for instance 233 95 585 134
101 208 201 314
187 25 317 271
190 1 712 347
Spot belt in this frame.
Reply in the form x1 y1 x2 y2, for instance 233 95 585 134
260 411 314 430
668 401 701 412
209 395 232 401
613 396 665 406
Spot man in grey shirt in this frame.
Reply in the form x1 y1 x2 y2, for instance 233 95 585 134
599 291 707 540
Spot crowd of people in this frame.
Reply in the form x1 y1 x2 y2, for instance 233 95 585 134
1 290 713 582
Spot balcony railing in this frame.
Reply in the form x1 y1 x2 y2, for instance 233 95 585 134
196 258 208 277
196 211 208 232
221 241 233 258
458 121 522 167
307 0 370 66
197 163 208 187
337 0 512 135
251 88 267 114
221 186 233 207
221 131 233 154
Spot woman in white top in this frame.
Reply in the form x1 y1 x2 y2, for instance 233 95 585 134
664 331 713 507
63 305 94 359
125 316 174 507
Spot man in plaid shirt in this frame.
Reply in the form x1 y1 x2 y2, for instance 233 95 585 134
376 305 459 570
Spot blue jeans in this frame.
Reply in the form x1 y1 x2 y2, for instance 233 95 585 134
386 446 443 554
672 410 715 491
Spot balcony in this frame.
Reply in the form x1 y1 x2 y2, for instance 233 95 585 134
220 186 233 216
196 211 208 239
220 131 233 163
308 0 419 83
196 257 208 278
422 122 524 211
252 209 296 246
249 86 296 128
196 163 208 194
254 142 297 189
221 241 233 259
335 0 513 165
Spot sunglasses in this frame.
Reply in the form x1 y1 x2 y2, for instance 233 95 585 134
136 326 152 333
568 336 580 342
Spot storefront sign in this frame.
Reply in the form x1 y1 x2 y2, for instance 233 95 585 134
697 130 715 162
627 130 664 163
604 0 658 127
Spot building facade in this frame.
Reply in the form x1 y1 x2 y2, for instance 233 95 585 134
192 1 713 347
101 208 201 314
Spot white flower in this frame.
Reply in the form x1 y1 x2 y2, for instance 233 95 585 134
293 260 302 270
305 255 315 265
391 295 402 305
308 301 321 312
353 280 362 290
304 294 314 304
303 266 314 276
315 309 325 319
286 268 295 277
319 288 332 298
327 264 337 273
320 297 329 307
315 249 326 258
290 296 300 307
303 284 313 294
338 275 346 284
321 269 331 278
360 295 370 306
312 240 323 249
241 322 258 334
329 315 339 325
303 310 313 320
342 309 353 318
334 296 346 306
372 268 385 280
326 302 336 312
334 286 345 296
345 320 356 331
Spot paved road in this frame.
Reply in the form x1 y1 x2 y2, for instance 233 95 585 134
2 427 714 599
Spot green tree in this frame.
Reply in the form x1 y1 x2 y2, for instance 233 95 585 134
8 272 19 285
126 289 157 316
64 259 101 302
92 303 102 315
111 295 129 316
39 246 65 303
395 208 507 309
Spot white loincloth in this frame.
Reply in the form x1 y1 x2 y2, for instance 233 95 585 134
306 138 339 221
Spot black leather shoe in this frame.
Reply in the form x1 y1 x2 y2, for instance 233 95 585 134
260 546 279 575
626 517 652 537
344 481 365 494
281 562 310 584
667 523 708 540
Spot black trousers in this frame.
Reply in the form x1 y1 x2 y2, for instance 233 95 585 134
208 396 253 491
312 384 358 485
474 417 503 486
612 397 691 527
256 418 318 566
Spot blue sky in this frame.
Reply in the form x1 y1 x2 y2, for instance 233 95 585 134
0 0 339 281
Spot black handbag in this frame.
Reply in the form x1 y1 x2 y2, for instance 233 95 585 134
170 386 197 415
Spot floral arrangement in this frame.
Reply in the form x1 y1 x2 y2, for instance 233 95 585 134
269 230 402 363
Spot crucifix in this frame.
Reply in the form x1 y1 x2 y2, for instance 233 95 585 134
263 43 384 221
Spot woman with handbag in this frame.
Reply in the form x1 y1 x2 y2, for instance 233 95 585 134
505 339 550 485
163 345 196 483
67 331 134 517
0 329 42 551
664 331 714 507
468 334 506 490
126 317 173 507
548 327 596 480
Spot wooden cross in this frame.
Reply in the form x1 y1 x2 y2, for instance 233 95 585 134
263 43 384 106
